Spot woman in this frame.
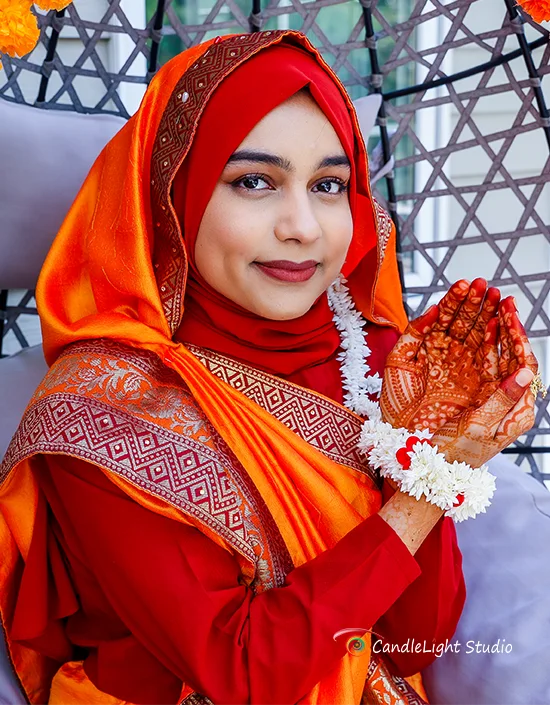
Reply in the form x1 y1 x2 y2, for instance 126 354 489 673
0 30 537 705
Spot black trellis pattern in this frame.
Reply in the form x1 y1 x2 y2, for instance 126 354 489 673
1 0 549 481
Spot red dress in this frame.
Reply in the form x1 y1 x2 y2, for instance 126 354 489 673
11 331 466 705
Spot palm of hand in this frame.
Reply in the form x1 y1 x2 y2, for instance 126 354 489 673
381 281 499 433
379 278 538 470
382 329 497 433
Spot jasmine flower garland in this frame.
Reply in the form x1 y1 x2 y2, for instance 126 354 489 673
327 275 496 522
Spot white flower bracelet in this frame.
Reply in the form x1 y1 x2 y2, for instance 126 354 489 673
358 417 496 522
327 274 496 522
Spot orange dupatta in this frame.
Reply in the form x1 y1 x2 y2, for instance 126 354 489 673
0 29 422 705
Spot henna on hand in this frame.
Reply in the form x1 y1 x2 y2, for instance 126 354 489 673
432 368 535 466
432 296 538 465
381 278 501 433
498 297 539 376
380 280 538 468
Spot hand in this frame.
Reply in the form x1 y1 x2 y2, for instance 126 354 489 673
381 279 501 433
432 297 538 466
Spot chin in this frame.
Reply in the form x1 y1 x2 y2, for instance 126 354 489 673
254 301 315 321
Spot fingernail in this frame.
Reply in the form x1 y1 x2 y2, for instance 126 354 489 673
516 368 534 387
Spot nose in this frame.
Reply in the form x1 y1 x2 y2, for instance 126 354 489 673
273 188 322 245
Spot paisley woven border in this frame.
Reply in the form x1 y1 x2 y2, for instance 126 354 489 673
1 340 294 589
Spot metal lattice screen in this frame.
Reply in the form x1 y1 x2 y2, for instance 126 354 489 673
1 0 549 481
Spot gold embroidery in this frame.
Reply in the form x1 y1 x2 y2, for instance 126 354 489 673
2 340 294 590
362 657 427 705
188 344 379 485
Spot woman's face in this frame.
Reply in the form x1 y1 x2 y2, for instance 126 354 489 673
194 91 353 320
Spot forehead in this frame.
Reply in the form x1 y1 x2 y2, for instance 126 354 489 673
236 92 346 157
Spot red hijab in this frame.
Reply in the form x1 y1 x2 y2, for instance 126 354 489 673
172 44 391 390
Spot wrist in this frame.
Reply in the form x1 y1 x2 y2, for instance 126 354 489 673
391 489 445 518
360 419 496 522
379 490 444 554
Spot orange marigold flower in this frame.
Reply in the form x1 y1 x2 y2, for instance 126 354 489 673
0 0 39 60
0 0 33 7
34 0 72 10
517 0 550 22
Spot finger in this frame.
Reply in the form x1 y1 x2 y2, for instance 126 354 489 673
499 298 539 378
498 297 514 377
495 387 536 445
408 304 439 336
465 286 501 351
433 280 470 332
473 367 535 438
500 366 535 402
507 309 539 375
448 278 488 343
475 316 500 384
387 305 438 366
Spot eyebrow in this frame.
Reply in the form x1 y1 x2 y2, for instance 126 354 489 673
225 150 351 172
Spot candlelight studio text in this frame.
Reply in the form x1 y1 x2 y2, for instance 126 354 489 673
372 638 513 658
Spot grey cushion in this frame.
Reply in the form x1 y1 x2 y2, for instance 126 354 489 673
0 636 25 705
423 455 550 704
0 99 126 289
0 344 48 461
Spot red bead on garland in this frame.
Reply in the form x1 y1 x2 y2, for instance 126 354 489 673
396 447 412 469
395 436 433 469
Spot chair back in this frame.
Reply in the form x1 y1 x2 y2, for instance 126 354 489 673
0 100 126 461
0 99 126 289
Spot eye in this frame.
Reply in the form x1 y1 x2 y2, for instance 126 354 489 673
233 174 273 191
314 178 348 195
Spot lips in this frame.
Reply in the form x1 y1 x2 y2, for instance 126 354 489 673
254 260 319 283
259 260 319 271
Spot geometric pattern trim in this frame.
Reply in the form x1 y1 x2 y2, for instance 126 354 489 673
180 692 215 705
374 199 394 269
0 339 294 592
187 343 379 485
3 391 255 554
362 655 427 705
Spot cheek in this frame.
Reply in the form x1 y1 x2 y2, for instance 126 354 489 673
196 195 256 265
326 205 354 258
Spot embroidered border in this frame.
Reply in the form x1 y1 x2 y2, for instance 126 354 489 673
181 693 214 705
3 392 257 560
363 656 427 705
188 344 379 484
2 340 294 589
374 199 393 267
